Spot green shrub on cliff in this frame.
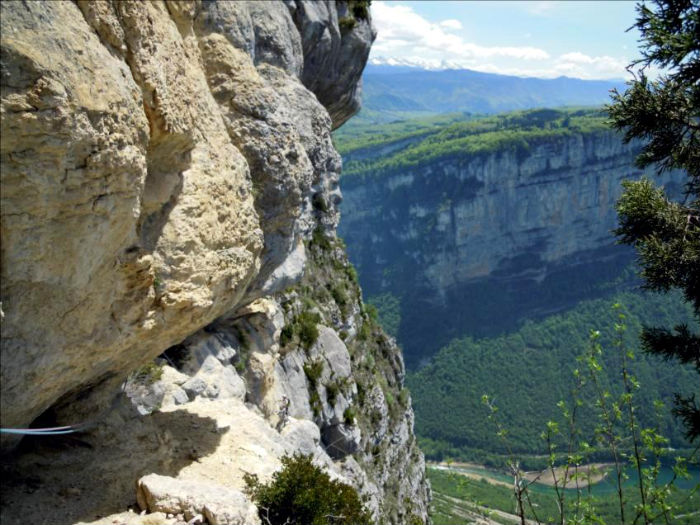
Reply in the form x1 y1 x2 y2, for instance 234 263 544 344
244 453 372 525
132 362 163 385
280 311 321 351
303 359 324 387
350 0 371 20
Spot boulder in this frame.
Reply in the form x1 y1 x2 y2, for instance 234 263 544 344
181 356 246 401
280 418 321 456
137 474 260 525
125 365 190 415
316 326 352 380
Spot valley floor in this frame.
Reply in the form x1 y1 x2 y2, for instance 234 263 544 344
427 463 700 525
431 492 538 525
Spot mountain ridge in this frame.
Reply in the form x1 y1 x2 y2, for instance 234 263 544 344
349 64 628 125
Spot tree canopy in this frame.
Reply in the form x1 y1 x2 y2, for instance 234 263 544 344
608 0 700 441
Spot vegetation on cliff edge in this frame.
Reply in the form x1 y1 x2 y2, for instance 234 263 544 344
335 107 611 183
244 453 371 525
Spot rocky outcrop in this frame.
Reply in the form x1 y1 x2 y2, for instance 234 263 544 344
339 129 683 365
137 474 260 525
1 0 350 438
1 1 428 524
291 1 375 128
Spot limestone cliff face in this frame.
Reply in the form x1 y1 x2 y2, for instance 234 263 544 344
0 1 429 524
339 130 682 365
342 131 643 291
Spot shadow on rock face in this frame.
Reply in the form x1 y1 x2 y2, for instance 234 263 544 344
0 400 223 525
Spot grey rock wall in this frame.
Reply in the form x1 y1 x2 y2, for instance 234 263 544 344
0 0 355 438
0 1 429 524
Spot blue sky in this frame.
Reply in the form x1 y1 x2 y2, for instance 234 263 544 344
369 1 644 79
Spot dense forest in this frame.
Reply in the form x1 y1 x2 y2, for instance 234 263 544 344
406 290 697 466
362 256 641 367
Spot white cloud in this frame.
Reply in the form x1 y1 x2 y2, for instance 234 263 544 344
440 19 463 31
555 52 628 79
370 56 477 70
370 56 563 78
368 2 630 80
525 1 557 16
369 54 631 80
559 52 596 64
371 2 550 62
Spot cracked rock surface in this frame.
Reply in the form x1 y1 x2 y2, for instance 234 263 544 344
1 1 428 524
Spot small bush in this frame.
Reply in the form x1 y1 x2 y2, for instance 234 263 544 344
345 265 359 284
312 193 329 213
408 513 424 525
365 304 379 323
364 351 375 370
326 381 340 404
280 324 294 347
235 327 251 351
244 453 372 525
331 284 348 307
234 358 247 374
310 390 322 417
385 391 395 406
297 311 321 349
344 407 357 425
133 362 163 385
301 296 319 311
399 387 410 407
279 311 321 350
350 0 371 20
303 359 324 388
232 326 252 371
310 226 332 251
338 16 357 31
358 321 371 342
356 382 366 405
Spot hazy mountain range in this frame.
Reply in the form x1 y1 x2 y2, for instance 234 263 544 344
354 64 628 124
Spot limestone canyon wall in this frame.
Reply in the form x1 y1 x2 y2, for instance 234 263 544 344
339 130 682 364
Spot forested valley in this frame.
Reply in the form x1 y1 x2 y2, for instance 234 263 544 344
334 2 699 522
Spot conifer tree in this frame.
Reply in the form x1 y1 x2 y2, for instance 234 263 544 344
608 0 700 441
